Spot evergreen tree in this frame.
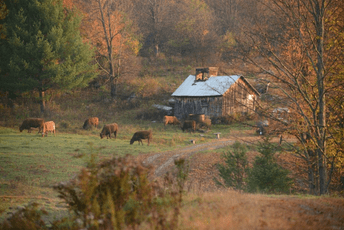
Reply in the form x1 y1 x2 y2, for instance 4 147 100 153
247 138 293 194
214 141 249 190
0 0 97 112
0 0 8 39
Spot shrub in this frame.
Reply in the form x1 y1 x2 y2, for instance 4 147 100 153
59 121 70 129
0 203 48 230
214 141 249 190
53 154 187 229
246 138 293 193
0 155 188 230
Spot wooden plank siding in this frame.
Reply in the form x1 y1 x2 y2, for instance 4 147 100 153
222 78 257 116
173 78 257 119
174 96 222 119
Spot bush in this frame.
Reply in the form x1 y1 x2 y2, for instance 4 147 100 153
59 121 70 129
214 141 249 190
0 155 188 230
52 154 187 229
0 203 48 230
246 138 293 193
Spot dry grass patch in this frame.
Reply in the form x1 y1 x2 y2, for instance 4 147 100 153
180 190 344 230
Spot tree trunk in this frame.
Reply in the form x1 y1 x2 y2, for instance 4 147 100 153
306 147 316 195
315 1 327 195
308 168 316 195
155 43 159 57
109 46 116 99
39 90 45 113
110 77 117 99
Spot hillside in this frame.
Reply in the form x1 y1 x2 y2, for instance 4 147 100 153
133 130 344 229
1 61 343 229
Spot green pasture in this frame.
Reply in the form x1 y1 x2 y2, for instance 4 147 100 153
0 123 245 222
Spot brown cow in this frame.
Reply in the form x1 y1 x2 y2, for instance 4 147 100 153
83 117 99 129
100 123 118 139
130 130 152 146
44 121 56 136
198 118 212 129
163 116 181 126
19 118 45 137
181 120 196 132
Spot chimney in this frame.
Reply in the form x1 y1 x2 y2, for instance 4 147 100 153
195 67 218 81
208 67 219 77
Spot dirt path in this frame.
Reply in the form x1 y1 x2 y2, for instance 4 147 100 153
137 131 297 188
141 138 236 177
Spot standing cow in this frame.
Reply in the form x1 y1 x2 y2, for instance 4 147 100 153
181 120 196 133
44 121 56 136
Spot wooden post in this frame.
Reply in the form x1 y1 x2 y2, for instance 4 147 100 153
214 133 221 139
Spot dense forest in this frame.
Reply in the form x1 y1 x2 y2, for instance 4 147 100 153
0 0 343 197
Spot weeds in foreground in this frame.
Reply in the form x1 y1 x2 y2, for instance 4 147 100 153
0 203 48 230
0 155 188 230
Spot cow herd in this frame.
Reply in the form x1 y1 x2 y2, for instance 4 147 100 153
163 115 212 132
18 115 211 146
18 117 152 145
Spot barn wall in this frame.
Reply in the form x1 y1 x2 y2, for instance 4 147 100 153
222 78 257 116
173 96 223 119
173 78 258 119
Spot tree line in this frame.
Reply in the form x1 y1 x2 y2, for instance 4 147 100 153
0 0 343 196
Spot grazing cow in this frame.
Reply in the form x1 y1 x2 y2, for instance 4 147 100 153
83 117 99 129
163 116 181 126
19 118 45 137
100 123 118 139
130 130 152 146
181 120 196 132
44 121 56 136
187 114 211 130
198 118 212 129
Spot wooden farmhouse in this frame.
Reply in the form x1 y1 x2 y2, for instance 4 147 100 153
171 67 260 119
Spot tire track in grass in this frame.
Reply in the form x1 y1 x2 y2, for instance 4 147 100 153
142 139 235 177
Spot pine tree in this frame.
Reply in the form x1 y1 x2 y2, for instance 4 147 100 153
247 138 293 194
214 141 249 190
0 0 97 112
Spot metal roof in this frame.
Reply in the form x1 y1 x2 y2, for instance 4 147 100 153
171 75 241 97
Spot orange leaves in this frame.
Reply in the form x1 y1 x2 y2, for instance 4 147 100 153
70 0 131 58
62 0 74 9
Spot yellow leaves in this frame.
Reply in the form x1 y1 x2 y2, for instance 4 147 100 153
125 36 141 56
128 77 160 98
218 31 236 52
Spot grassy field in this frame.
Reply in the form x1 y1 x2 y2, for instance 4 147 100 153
1 60 343 229
0 122 234 220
